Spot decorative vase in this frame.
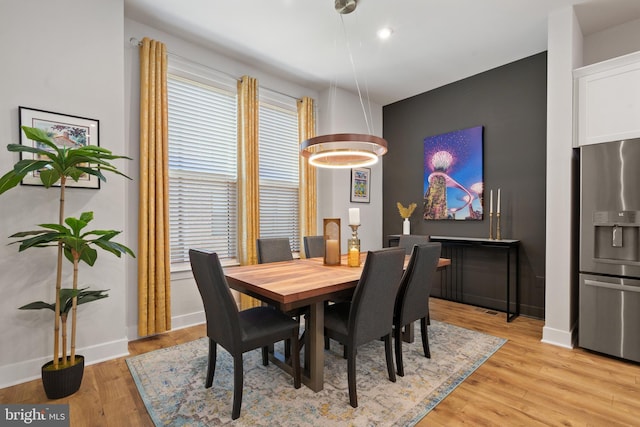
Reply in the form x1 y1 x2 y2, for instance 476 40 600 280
403 218 410 235
41 355 84 399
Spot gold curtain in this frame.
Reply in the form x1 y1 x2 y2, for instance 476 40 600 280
138 37 171 336
298 96 317 256
237 76 262 309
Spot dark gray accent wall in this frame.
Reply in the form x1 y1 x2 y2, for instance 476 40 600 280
382 52 547 318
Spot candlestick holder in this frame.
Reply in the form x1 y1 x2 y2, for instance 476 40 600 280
496 213 502 240
489 212 494 240
347 224 361 267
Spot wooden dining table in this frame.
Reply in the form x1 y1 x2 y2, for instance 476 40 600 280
224 252 450 392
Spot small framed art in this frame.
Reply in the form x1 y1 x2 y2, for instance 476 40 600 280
19 106 100 189
350 167 370 203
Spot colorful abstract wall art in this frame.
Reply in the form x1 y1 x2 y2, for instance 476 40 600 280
423 126 483 220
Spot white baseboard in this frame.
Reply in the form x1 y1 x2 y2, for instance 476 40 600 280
0 338 128 389
3 311 206 389
541 324 577 349
126 310 205 342
171 310 206 331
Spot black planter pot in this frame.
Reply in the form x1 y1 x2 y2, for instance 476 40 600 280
41 355 84 399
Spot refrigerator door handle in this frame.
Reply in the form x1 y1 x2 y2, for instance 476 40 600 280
584 279 640 293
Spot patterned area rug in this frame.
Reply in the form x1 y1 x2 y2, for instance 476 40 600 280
127 320 506 426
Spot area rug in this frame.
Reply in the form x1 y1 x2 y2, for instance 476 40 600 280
127 320 506 426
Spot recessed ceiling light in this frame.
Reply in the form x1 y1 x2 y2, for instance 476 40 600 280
377 27 393 40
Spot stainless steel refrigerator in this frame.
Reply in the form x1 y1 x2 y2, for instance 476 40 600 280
579 138 640 362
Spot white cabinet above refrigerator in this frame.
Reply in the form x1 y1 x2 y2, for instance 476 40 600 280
574 50 640 147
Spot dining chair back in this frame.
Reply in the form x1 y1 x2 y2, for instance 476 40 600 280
256 238 293 263
303 235 324 258
324 247 406 407
393 242 441 376
189 249 301 419
256 237 303 358
397 234 430 255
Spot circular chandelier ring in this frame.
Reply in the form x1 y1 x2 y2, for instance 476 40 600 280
300 133 388 168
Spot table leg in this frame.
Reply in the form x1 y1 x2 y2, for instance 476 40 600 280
506 246 520 322
401 322 415 343
303 301 324 392
507 245 520 322
506 248 512 321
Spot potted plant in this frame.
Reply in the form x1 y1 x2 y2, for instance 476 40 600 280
397 202 417 235
0 126 134 399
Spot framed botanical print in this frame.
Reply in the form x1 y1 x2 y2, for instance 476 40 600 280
19 106 100 189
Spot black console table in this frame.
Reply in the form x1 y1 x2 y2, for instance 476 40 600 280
387 234 402 247
428 235 520 322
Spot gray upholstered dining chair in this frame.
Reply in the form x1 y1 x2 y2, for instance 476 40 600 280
397 234 430 255
303 235 324 258
256 237 294 263
256 237 303 357
393 242 441 376
324 247 406 408
189 249 301 420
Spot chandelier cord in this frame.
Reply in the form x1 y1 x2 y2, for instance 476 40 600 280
298 1 388 169
340 14 373 135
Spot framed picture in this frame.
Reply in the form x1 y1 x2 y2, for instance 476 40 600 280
423 125 483 220
19 106 100 189
350 167 370 203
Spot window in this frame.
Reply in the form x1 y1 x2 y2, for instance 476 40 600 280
258 90 300 252
167 61 238 266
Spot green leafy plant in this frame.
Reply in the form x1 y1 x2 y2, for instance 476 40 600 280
20 287 109 369
11 211 134 365
0 126 134 370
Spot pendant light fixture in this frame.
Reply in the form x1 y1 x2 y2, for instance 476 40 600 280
300 0 389 169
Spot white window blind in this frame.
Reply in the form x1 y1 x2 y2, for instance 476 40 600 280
258 91 300 252
167 72 238 265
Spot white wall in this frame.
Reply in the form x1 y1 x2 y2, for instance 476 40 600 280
543 7 583 348
0 0 128 387
316 87 384 252
583 18 640 65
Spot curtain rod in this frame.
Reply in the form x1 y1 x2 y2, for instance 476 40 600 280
129 37 301 103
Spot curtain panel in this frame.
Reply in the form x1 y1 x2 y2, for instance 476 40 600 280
298 96 317 255
138 37 172 336
237 76 262 309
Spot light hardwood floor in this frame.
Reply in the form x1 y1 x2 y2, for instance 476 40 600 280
2 298 639 426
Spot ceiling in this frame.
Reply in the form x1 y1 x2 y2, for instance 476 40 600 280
124 0 640 106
